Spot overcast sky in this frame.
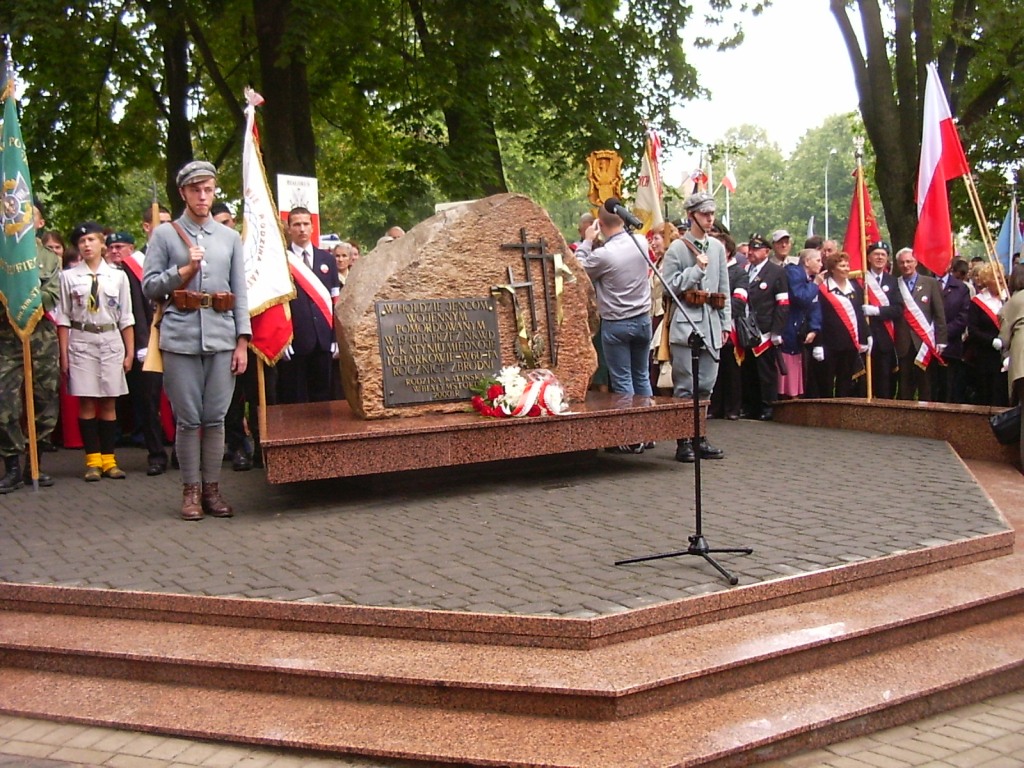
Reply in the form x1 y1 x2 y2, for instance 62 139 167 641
660 2 862 187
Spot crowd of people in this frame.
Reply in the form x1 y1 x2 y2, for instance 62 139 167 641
574 192 1024 465
0 160 404 521
2 172 1022 513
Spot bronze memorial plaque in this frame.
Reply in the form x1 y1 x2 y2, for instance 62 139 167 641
376 298 502 407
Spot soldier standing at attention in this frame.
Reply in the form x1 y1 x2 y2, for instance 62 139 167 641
143 161 251 521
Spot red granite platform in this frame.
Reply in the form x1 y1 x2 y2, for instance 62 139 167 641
261 392 698 483
773 397 1020 465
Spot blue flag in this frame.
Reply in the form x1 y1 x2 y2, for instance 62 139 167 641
995 198 1022 275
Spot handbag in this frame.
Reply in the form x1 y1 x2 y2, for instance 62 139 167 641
734 311 760 349
989 404 1021 445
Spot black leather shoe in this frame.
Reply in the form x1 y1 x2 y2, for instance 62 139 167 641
698 437 725 459
674 439 695 463
231 448 253 472
147 462 166 476
759 408 774 421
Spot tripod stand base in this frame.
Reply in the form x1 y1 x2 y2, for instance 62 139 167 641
615 535 753 585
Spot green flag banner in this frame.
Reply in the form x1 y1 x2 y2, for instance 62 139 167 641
0 87 42 338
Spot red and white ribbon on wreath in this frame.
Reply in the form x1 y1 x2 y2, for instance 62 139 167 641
508 370 566 417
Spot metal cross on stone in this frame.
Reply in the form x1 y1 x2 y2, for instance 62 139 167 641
500 228 560 366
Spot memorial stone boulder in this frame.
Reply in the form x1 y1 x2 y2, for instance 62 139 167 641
335 194 597 420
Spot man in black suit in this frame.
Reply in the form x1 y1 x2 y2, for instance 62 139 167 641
740 234 789 420
860 241 904 400
277 207 341 404
933 258 971 403
894 247 947 401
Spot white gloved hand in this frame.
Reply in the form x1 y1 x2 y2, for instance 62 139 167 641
281 344 294 362
136 348 147 364
771 334 783 346
1002 357 1010 373
993 338 1003 351
812 346 825 362
863 304 880 317
859 343 870 354
330 341 339 359
936 343 947 355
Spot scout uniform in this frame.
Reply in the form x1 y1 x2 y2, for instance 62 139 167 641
54 222 134 480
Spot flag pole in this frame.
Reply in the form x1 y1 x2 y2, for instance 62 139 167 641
854 137 873 401
725 153 732 229
962 175 1008 298
257 357 268 465
23 336 39 490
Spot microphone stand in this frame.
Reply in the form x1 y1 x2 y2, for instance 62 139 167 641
613 222 752 585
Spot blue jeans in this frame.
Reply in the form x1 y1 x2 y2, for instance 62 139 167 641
601 314 653 396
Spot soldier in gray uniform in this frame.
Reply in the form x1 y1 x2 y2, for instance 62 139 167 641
662 192 731 463
143 161 251 520
0 206 61 493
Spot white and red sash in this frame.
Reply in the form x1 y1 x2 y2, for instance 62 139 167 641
898 278 943 369
971 292 1001 330
121 251 144 282
287 252 333 326
819 280 861 348
863 271 895 342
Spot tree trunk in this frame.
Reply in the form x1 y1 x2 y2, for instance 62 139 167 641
832 0 919 251
407 0 507 200
253 0 317 186
154 2 193 214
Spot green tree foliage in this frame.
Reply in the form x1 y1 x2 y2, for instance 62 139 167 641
3 0 755 239
831 0 1023 254
708 114 879 250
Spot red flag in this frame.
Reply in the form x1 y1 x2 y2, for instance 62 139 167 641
842 166 880 273
913 63 971 275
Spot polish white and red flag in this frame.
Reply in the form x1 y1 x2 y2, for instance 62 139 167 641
722 167 737 194
634 129 664 234
913 63 971 275
241 87 295 364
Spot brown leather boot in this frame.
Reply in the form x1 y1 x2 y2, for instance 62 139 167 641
201 482 234 518
181 483 203 521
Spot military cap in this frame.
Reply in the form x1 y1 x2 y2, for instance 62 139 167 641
176 160 218 188
105 231 135 247
684 191 716 214
748 234 771 250
867 240 891 255
70 221 104 246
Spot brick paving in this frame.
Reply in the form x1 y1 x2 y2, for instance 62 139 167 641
0 421 1006 613
0 419 1021 766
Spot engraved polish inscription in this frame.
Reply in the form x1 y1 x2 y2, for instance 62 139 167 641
377 298 501 407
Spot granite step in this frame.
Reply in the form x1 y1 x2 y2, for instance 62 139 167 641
2 610 1024 768
2 550 1024 726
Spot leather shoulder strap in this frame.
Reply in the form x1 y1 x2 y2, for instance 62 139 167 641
170 221 194 249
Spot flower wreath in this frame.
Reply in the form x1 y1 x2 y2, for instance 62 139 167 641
470 366 568 418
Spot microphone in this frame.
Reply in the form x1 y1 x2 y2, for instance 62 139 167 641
604 198 644 230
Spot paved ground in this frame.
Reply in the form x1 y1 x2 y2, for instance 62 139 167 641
0 420 1005 612
1 419 1022 766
